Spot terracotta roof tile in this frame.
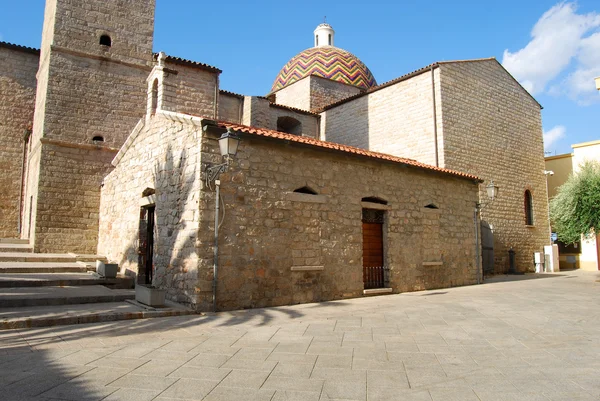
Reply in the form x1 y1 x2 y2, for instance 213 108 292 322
0 41 40 55
215 121 480 182
219 89 244 98
153 53 221 73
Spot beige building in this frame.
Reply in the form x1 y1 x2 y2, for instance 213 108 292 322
0 0 550 310
546 140 600 271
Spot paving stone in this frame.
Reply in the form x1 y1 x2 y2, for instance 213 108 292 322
202 386 275 401
168 366 231 381
102 388 163 401
108 373 178 390
157 378 219 400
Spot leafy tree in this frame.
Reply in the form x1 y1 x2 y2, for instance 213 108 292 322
550 161 600 244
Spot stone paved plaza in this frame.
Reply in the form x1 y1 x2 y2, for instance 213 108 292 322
1 270 599 401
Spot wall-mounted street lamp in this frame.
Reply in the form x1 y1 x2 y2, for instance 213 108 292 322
205 128 240 312
475 179 500 285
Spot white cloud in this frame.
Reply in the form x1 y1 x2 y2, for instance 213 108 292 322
502 2 600 103
543 125 566 151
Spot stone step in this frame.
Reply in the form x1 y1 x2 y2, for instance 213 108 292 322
0 244 33 253
0 262 95 274
0 285 135 308
0 238 29 244
0 252 107 263
0 273 134 289
0 300 197 330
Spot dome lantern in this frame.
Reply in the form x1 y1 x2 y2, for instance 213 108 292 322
314 23 334 47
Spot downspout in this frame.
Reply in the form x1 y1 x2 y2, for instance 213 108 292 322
212 179 221 312
474 205 481 284
18 128 32 235
431 66 439 167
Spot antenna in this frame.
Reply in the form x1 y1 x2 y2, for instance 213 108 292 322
324 16 327 23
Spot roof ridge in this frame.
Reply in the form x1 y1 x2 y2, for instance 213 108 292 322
153 52 221 73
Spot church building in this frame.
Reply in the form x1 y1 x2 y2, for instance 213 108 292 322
0 0 550 311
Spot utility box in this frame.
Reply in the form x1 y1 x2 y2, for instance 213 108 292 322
534 252 545 273
96 260 118 278
544 244 560 272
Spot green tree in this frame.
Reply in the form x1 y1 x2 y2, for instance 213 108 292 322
550 161 600 244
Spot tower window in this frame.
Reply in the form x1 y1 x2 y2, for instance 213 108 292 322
92 136 104 143
316 36 319 46
328 34 331 45
524 190 534 225
99 35 112 47
277 116 302 135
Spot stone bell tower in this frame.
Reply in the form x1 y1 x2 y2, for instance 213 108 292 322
24 0 156 253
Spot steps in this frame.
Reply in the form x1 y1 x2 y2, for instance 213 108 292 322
0 239 196 329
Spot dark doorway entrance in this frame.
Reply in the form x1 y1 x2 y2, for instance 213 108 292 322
481 221 494 277
138 206 155 285
362 209 385 289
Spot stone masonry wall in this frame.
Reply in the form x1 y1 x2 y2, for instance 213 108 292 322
0 45 39 238
322 69 444 167
218 93 243 123
196 133 479 311
26 0 155 252
439 60 549 272
310 76 362 111
34 142 116 253
273 78 311 111
269 106 320 138
99 112 203 306
161 61 218 119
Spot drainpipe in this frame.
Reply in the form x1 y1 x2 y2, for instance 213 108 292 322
431 66 439 167
212 179 221 312
474 206 481 284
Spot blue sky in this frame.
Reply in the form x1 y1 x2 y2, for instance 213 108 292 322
1 0 598 155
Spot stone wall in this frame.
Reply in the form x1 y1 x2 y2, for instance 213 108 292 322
25 0 155 252
0 44 39 238
196 129 479 311
99 112 203 305
218 92 243 123
310 76 362 111
161 60 218 119
273 76 363 113
269 105 319 138
34 141 116 253
439 60 549 272
240 96 320 138
321 69 443 167
273 78 311 111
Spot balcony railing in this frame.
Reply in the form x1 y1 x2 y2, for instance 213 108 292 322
363 266 390 289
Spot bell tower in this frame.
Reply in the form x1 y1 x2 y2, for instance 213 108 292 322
24 0 156 253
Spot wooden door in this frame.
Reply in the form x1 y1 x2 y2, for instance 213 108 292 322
362 209 384 289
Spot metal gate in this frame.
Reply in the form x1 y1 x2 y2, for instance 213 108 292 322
481 220 494 276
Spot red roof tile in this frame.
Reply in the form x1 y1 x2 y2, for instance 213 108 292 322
215 121 480 182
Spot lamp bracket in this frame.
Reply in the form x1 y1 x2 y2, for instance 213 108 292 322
205 161 228 183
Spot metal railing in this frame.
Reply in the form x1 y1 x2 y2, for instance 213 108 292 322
363 266 390 289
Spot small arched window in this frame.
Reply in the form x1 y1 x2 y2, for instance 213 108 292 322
316 36 319 46
150 79 159 115
92 136 104 144
99 35 112 47
277 116 302 135
362 196 388 205
524 190 534 225
328 34 332 45
294 186 318 195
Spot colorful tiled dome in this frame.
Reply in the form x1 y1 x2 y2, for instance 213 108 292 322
271 46 377 93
